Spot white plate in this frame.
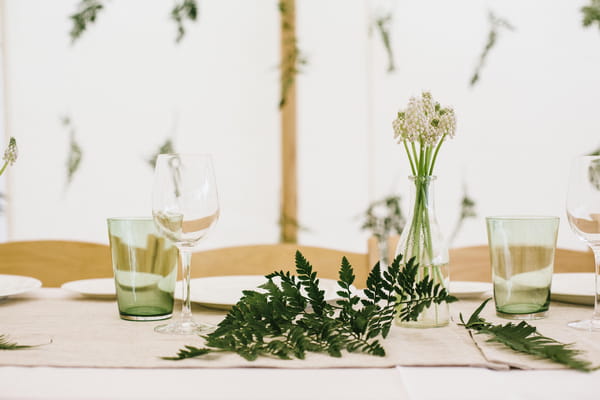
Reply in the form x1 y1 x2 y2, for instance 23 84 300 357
176 275 347 310
551 273 595 305
0 274 42 298
449 281 492 299
61 278 116 299
113 271 164 289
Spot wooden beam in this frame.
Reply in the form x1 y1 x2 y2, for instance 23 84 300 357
280 0 297 243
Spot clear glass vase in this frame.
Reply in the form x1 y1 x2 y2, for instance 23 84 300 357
394 176 449 328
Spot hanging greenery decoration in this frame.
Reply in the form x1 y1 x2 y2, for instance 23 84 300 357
62 116 83 187
361 195 405 241
171 0 199 43
148 138 175 169
448 185 477 245
69 0 199 44
587 147 600 190
372 13 396 73
469 11 514 87
278 0 307 109
582 0 600 30
278 212 309 243
69 0 104 43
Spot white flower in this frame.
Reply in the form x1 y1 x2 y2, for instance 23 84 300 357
392 92 456 145
2 137 17 165
438 108 456 139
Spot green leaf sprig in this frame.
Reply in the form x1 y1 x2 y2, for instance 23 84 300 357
582 0 600 30
278 0 307 109
460 299 595 372
171 0 199 43
470 11 514 87
165 251 457 361
69 0 104 44
62 116 83 187
69 0 198 44
361 195 405 242
373 13 396 73
148 138 175 169
448 185 477 245
278 213 309 243
0 137 17 177
0 334 36 350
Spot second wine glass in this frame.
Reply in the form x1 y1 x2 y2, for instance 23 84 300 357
152 154 219 335
566 155 600 331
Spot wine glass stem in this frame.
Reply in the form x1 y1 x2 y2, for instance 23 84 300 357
592 248 600 322
179 248 193 323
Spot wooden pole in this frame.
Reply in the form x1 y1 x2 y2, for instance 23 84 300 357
280 0 297 243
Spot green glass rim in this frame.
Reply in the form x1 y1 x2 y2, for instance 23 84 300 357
486 215 559 221
107 216 153 223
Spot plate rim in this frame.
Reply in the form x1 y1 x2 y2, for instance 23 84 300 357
176 275 344 309
61 277 116 297
551 272 594 304
0 274 42 297
449 280 492 297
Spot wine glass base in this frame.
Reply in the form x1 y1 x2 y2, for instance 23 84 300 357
154 319 215 335
567 319 600 332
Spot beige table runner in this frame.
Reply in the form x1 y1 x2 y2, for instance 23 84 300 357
465 300 600 370
0 289 597 370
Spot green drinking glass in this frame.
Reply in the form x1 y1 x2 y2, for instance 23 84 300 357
107 217 178 321
486 216 559 320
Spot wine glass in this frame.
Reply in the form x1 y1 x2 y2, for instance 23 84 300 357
152 154 219 334
566 155 600 331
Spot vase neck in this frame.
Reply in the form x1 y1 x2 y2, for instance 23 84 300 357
406 175 437 214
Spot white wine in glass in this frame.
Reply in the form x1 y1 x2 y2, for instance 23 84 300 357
152 154 219 335
566 155 600 331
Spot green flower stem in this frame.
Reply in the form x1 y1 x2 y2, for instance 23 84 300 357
411 142 419 171
0 161 8 176
403 143 445 285
403 141 416 175
428 134 446 176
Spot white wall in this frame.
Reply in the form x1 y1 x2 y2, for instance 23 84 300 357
298 0 600 252
2 0 599 254
3 0 281 250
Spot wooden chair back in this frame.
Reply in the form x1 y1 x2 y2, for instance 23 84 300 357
191 243 370 288
0 241 370 289
0 240 112 287
449 246 595 281
368 235 594 282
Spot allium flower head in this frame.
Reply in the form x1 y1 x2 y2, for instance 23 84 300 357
392 92 456 145
3 137 17 165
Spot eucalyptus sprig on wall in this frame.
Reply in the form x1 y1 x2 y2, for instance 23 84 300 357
148 139 175 169
448 185 477 245
62 116 83 188
587 147 600 190
372 13 395 73
69 0 104 43
172 0 199 43
361 195 405 241
470 11 514 87
582 0 600 30
69 0 199 44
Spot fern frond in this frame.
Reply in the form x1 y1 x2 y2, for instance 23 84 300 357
460 299 594 372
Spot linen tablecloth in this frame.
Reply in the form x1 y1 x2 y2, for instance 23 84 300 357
1 289 598 370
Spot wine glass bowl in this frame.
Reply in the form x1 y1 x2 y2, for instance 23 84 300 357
566 155 600 331
152 154 219 335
